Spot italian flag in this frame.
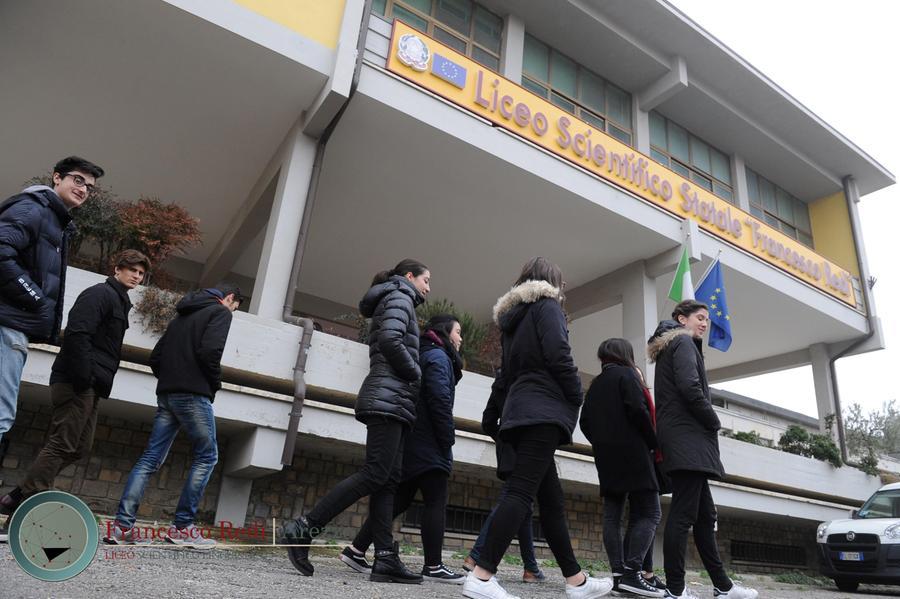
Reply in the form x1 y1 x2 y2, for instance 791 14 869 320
668 245 695 302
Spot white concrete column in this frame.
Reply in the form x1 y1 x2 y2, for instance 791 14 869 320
731 153 750 211
500 13 525 81
214 476 254 527
810 343 838 438
622 262 658 385
249 128 318 319
633 95 650 154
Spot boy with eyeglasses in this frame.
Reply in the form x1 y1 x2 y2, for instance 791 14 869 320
0 156 104 460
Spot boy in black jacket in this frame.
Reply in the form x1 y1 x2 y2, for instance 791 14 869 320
0 250 149 518
106 283 242 549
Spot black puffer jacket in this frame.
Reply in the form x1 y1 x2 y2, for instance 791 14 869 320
0 186 73 342
50 277 132 398
648 319 724 478
580 364 658 495
150 290 233 400
492 280 582 444
355 276 425 428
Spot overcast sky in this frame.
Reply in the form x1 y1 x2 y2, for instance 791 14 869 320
666 0 899 418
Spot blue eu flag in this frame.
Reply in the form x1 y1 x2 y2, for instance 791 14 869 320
431 53 467 88
695 258 732 352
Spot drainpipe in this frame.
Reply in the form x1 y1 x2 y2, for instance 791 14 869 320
280 0 373 466
829 175 878 468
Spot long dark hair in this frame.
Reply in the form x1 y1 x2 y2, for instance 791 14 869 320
514 256 563 290
371 258 428 286
597 337 648 389
672 299 708 322
424 313 463 381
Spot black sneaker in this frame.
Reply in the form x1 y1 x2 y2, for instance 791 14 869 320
0 487 23 516
613 573 622 594
369 543 422 584
619 570 665 597
281 516 316 576
422 563 465 584
643 574 666 591
340 546 372 573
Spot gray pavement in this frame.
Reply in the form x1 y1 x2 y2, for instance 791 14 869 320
2 543 900 599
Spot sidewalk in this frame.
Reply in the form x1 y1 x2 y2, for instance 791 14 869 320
3 543 900 599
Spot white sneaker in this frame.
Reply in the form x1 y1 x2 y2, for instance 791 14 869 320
164 523 217 549
566 575 614 598
462 572 521 599
713 582 758 598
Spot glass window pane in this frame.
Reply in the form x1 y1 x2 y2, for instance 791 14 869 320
580 71 605 115
435 0 471 36
606 84 631 127
713 183 734 203
399 0 432 15
710 149 731 184
759 177 777 213
793 198 811 232
433 27 467 52
551 92 576 114
750 205 764 219
472 46 499 71
523 35 549 82
799 231 814 248
764 213 780 228
668 121 689 163
671 160 690 178
550 52 577 98
650 112 667 150
608 125 631 146
690 136 711 174
473 6 502 54
776 188 794 221
690 170 713 191
746 168 759 204
782 223 798 239
521 77 548 98
373 0 387 15
393 5 428 31
581 110 605 130
650 148 669 166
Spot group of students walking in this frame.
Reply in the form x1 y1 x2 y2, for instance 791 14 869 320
0 158 759 598
280 257 760 599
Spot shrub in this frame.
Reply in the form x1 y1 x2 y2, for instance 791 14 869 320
778 425 842 468
416 298 488 367
136 286 181 334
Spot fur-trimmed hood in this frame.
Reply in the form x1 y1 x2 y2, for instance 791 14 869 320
492 280 560 331
647 320 695 363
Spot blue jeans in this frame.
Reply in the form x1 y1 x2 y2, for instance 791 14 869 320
470 492 540 573
0 325 28 444
115 393 218 529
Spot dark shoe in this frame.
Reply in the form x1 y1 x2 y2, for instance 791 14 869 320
0 487 23 516
340 546 372 573
282 516 315 576
422 563 465 584
619 570 665 597
643 574 666 591
523 568 547 583
0 438 9 464
613 574 622 594
370 543 423 584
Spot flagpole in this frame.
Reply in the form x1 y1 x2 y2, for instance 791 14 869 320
696 249 723 287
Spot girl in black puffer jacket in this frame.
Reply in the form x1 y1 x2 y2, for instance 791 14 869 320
284 259 430 584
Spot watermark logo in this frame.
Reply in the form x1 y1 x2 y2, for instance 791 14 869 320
8 491 99 581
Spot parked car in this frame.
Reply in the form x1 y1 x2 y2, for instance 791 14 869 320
818 482 900 592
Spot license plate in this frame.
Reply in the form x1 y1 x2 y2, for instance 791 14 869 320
839 552 863 561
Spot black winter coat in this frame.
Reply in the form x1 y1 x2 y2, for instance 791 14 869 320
580 364 658 495
402 334 461 480
491 280 582 444
482 370 517 480
0 186 73 342
50 277 132 398
648 320 724 479
355 276 425 428
149 290 233 400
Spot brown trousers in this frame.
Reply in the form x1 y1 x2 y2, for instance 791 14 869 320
20 383 99 496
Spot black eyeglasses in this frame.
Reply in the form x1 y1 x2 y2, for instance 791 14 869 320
64 173 96 194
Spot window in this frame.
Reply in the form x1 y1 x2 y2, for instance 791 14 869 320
402 502 545 541
522 34 633 145
373 0 503 71
650 112 734 203
745 168 813 248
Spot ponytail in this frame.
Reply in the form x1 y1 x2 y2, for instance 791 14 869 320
371 258 428 286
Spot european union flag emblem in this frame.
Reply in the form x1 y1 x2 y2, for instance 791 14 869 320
695 258 732 352
431 53 467 88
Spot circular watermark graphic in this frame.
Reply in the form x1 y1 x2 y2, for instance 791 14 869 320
8 491 98 581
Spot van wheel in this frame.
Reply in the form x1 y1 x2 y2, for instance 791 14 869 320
834 577 859 592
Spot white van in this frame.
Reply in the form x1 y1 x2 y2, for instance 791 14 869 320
817 482 900 592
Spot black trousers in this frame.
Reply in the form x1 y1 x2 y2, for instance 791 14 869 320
663 471 730 594
307 417 405 552
603 490 661 573
476 424 581 578
352 469 449 565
